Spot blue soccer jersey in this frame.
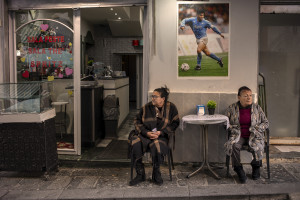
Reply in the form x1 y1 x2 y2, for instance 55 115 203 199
180 17 221 39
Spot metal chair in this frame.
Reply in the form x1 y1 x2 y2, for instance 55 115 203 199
226 128 270 179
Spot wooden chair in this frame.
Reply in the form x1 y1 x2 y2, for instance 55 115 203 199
226 128 270 179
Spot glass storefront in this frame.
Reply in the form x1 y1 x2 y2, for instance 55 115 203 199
10 5 145 157
15 9 77 153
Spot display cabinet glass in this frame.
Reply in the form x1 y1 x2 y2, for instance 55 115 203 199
0 81 53 114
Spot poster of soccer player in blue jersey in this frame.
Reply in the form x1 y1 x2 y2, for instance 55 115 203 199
178 2 229 77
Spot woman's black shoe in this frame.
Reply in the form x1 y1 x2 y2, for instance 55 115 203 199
234 166 247 184
251 165 261 180
152 165 163 185
251 160 261 180
129 173 146 186
129 164 146 186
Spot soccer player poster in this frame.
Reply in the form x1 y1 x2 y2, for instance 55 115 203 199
178 2 229 77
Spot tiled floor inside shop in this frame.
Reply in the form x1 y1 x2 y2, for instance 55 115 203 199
58 104 139 163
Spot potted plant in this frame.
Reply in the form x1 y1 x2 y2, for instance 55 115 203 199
87 60 94 66
207 100 217 115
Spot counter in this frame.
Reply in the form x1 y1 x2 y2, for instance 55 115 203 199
0 109 58 172
97 77 129 128
0 108 56 123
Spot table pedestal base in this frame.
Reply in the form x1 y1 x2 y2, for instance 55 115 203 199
186 125 221 180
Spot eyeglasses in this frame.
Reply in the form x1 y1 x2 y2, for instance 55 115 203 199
151 95 160 99
241 95 252 98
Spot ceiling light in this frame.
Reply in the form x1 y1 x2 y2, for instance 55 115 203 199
118 17 121 20
115 13 117 15
110 8 113 11
80 3 100 8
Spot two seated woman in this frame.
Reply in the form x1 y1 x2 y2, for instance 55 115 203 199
128 85 269 185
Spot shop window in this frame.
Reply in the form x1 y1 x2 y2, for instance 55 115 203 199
15 10 76 152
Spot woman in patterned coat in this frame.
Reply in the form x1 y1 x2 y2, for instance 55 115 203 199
128 86 179 186
224 86 269 183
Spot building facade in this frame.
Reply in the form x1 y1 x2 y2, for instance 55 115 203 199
0 0 299 162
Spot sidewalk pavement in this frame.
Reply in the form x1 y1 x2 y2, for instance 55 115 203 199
1 145 300 200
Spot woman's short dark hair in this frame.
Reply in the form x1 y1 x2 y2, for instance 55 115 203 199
238 86 251 96
154 85 170 102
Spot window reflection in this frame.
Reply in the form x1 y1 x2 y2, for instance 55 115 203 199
16 20 73 81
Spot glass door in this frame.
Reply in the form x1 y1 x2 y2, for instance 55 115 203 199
14 9 81 154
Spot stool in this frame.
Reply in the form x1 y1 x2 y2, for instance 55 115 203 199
51 101 69 138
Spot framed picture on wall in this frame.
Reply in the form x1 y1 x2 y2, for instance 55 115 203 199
178 2 229 77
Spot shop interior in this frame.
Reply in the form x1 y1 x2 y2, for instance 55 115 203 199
63 6 144 160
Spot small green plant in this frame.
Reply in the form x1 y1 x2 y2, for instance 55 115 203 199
207 100 217 109
87 60 94 66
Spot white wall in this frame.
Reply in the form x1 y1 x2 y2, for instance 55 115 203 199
149 0 259 94
148 0 260 162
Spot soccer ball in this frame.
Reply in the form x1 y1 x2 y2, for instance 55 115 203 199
181 63 190 71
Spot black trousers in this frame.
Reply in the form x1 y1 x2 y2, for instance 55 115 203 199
131 135 168 166
231 137 257 167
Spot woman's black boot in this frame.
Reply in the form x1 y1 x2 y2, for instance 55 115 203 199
129 162 146 186
152 164 163 185
234 165 247 184
251 160 261 180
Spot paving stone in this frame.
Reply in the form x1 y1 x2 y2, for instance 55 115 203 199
289 192 300 200
58 188 97 199
123 186 189 199
268 164 298 183
0 162 299 199
13 178 46 191
44 176 72 190
246 182 300 196
206 167 236 185
249 194 288 200
66 176 99 189
94 188 125 199
0 190 8 198
189 184 250 198
186 172 208 186
55 168 73 177
1 190 63 200
281 163 300 180
0 177 22 190
71 168 101 176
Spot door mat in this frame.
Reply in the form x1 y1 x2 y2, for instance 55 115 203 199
57 142 74 149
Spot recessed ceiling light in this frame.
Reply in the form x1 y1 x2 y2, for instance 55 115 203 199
80 3 100 8
115 13 117 15
118 17 121 20
110 8 113 11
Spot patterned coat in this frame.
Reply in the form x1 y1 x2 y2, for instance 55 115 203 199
224 102 269 161
128 101 179 162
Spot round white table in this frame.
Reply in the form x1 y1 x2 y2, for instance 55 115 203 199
181 114 229 179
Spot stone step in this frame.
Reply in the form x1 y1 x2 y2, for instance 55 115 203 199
270 137 300 145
